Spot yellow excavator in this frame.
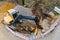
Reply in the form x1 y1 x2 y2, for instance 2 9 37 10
4 9 55 35
4 9 40 35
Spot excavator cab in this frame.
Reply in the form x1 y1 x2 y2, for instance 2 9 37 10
4 9 17 24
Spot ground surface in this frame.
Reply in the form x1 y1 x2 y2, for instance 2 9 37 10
0 1 60 40
0 24 60 40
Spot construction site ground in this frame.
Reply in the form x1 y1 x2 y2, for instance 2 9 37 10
0 24 60 40
0 1 60 40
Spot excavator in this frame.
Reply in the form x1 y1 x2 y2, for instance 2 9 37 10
4 9 41 35
4 9 54 35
